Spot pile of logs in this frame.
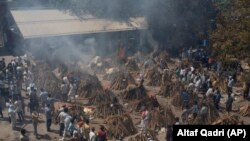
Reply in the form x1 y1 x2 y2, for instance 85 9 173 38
149 106 175 130
212 114 240 125
145 67 162 86
123 85 148 100
77 73 104 98
88 89 116 105
128 130 158 141
110 72 136 90
94 102 124 118
104 114 137 139
125 57 139 72
158 81 172 97
135 97 160 111
239 104 250 117
33 62 61 98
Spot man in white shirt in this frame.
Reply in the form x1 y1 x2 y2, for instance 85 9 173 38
206 87 213 98
195 78 201 94
58 108 68 136
89 127 97 141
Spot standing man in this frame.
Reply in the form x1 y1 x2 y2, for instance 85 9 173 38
227 76 234 97
140 107 150 133
200 103 208 124
15 100 24 122
213 88 221 110
57 108 68 136
45 104 52 132
60 81 68 101
39 88 48 108
29 86 39 114
181 89 190 109
226 94 234 114
8 104 17 130
31 112 39 138
68 82 76 102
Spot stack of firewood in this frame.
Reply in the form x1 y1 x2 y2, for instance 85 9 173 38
110 72 136 90
239 104 250 117
145 67 162 86
94 102 124 118
123 85 148 100
33 62 61 98
128 130 158 141
125 57 139 72
212 114 240 125
77 74 104 98
104 114 137 139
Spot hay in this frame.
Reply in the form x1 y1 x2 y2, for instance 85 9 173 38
104 114 137 139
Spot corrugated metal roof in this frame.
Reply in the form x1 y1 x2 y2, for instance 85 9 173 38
10 9 147 39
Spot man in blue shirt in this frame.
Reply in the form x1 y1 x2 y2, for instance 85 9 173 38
45 104 52 131
181 90 189 109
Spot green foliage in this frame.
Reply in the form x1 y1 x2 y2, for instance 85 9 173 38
210 0 250 60
147 0 216 53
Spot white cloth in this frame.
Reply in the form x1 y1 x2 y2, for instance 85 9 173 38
58 112 67 124
228 79 234 87
89 131 96 141
206 88 213 97
195 79 201 88
63 115 72 137
68 84 76 100
63 77 69 84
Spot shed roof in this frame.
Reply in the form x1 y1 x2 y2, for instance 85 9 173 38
10 9 147 39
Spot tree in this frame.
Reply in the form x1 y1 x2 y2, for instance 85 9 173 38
147 0 216 54
210 0 250 60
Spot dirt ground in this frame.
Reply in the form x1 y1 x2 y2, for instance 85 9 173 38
0 49 250 141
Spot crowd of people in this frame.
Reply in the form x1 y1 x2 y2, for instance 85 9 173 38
165 50 250 141
0 48 249 141
0 56 108 141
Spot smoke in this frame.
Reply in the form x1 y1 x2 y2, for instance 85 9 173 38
25 36 97 70
10 0 216 62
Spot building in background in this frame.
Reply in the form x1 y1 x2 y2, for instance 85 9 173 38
6 9 147 57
